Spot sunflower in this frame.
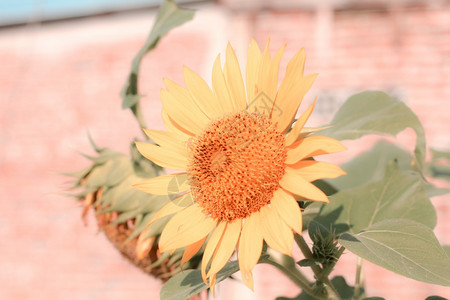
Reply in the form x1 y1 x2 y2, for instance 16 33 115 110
134 39 346 293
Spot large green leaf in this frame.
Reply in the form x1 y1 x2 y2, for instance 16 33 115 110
160 260 239 300
327 141 412 191
321 91 426 170
314 163 436 235
443 245 450 258
339 219 450 286
121 0 194 110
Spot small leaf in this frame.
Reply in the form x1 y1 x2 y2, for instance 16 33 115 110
130 140 162 178
160 260 239 300
110 209 141 225
126 213 154 241
431 148 450 160
276 276 362 300
60 166 92 179
425 296 449 300
315 163 436 235
339 219 450 286
122 94 145 110
87 131 101 153
428 148 450 182
321 91 426 170
296 258 323 267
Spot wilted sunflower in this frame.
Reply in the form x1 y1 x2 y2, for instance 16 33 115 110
134 39 346 292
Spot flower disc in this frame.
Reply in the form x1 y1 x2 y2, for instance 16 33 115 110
188 111 287 221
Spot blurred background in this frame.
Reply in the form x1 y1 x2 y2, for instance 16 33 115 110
1 0 449 299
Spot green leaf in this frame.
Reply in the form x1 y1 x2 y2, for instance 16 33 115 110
428 148 450 182
425 296 449 300
87 131 101 153
443 245 450 258
110 209 141 225
301 202 322 231
327 140 412 191
126 213 154 241
296 258 323 267
339 219 450 286
160 260 239 300
61 166 92 179
321 91 426 170
315 163 436 235
121 0 195 110
424 185 450 198
431 148 450 160
130 140 162 178
276 276 362 300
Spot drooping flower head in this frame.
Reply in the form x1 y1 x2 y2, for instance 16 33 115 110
135 39 346 292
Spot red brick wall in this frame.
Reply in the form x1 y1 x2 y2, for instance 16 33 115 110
1 1 449 299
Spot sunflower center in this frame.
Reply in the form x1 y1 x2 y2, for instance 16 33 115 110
187 111 287 222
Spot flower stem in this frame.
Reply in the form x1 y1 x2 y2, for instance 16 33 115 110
260 254 315 297
353 256 363 300
131 103 148 138
294 234 341 300
322 246 345 278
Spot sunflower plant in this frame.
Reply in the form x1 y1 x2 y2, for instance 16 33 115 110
67 1 450 299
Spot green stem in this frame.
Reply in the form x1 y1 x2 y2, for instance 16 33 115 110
295 234 322 276
260 255 316 298
322 246 345 278
353 257 363 300
294 234 341 300
131 103 147 137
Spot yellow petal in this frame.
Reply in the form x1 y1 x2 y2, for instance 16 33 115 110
159 203 216 252
271 189 302 234
248 41 286 118
181 236 207 269
260 205 294 255
280 169 329 203
245 39 262 101
275 73 317 133
238 212 263 291
259 42 285 104
286 136 347 164
201 221 227 284
143 128 188 155
212 54 235 114
161 109 193 138
257 40 272 98
160 88 208 135
267 45 285 101
209 274 218 297
135 141 188 171
285 98 316 146
286 162 346 182
133 173 190 195
207 219 241 278
224 43 247 111
148 193 194 227
285 48 306 79
183 66 222 119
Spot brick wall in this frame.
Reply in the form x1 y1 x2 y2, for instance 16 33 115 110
1 1 449 299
